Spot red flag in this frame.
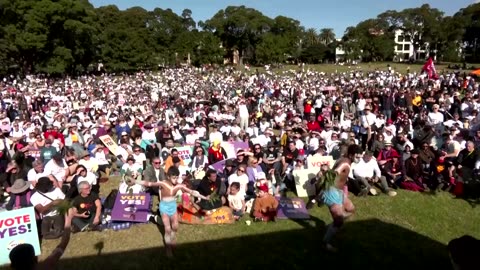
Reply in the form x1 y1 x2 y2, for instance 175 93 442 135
422 57 437 79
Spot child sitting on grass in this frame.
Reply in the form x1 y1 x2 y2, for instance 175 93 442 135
228 182 245 220
253 184 278 222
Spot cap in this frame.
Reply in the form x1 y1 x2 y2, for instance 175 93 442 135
258 184 269 192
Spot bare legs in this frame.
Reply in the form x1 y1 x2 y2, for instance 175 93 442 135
323 198 355 252
161 213 179 257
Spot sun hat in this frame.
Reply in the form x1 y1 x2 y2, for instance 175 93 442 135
10 179 30 194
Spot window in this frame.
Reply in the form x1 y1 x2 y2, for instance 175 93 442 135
397 44 403 51
405 35 411 41
404 44 410 51
397 35 404 42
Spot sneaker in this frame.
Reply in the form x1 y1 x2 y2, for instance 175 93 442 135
254 217 264 222
387 190 397 197
369 188 378 196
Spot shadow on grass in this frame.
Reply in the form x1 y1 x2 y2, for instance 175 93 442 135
49 218 449 270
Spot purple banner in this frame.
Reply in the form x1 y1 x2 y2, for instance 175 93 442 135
111 193 151 223
232 141 249 153
276 197 310 220
210 158 234 172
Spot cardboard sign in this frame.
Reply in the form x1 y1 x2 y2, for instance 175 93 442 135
293 168 319 197
276 197 310 220
307 155 335 169
99 135 119 156
176 146 192 164
0 207 41 265
111 193 151 223
178 206 235 225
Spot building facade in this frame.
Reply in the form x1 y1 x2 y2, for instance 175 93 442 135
393 29 428 62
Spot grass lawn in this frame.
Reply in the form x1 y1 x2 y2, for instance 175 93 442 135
248 62 470 75
19 176 479 270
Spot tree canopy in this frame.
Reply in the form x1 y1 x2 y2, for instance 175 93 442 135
1 1 480 74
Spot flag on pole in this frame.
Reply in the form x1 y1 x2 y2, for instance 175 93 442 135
422 57 437 80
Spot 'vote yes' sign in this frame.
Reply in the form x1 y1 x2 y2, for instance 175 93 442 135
0 207 41 265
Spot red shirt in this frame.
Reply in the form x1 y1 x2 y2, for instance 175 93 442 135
307 121 321 132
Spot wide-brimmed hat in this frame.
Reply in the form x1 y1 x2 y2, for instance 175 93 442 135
10 179 30 194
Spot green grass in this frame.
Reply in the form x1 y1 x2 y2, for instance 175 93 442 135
26 176 480 270
248 62 467 75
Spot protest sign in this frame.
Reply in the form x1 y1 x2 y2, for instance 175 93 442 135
99 135 119 156
210 158 234 172
111 193 151 223
222 141 249 159
0 207 41 265
293 168 319 197
276 197 310 220
178 206 235 225
28 149 40 159
307 155 335 169
176 146 192 164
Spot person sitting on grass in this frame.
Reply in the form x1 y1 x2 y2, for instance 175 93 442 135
139 167 209 257
120 155 143 182
70 181 102 233
9 211 73 270
252 184 278 222
228 182 245 220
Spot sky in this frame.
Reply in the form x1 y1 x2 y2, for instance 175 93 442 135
90 0 476 37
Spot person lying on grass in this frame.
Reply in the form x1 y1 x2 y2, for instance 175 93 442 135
139 166 209 257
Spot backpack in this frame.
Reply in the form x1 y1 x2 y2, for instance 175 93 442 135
103 189 118 210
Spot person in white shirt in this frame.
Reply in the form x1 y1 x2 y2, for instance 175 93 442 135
351 151 396 197
44 153 69 187
30 177 65 226
259 118 270 134
227 164 249 197
238 100 249 130
428 104 445 132
185 128 199 145
360 105 377 150
27 160 51 189
208 125 223 143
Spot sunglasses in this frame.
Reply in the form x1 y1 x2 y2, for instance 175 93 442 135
153 162 161 164
238 169 245 172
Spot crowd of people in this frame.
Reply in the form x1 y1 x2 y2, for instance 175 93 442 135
1 64 479 266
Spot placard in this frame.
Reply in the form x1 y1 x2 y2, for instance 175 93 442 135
307 155 335 169
111 193 151 223
0 207 41 265
99 135 119 156
293 168 319 197
222 141 249 159
176 146 192 164
276 197 310 220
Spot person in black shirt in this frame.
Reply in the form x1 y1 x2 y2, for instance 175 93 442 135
457 141 479 184
71 181 102 232
196 169 226 211
282 140 299 174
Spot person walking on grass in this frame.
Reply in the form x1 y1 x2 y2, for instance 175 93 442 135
320 144 361 252
139 167 209 257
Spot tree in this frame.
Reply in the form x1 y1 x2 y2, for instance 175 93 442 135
378 4 444 61
318 28 335 45
201 6 272 64
304 28 319 47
